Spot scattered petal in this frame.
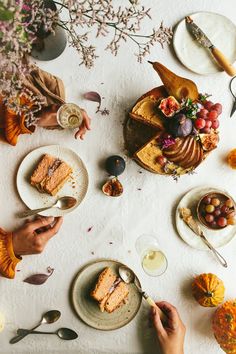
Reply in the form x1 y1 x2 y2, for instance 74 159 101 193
87 226 93 232
84 91 101 109
23 267 54 285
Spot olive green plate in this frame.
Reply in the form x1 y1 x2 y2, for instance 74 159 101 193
71 259 142 330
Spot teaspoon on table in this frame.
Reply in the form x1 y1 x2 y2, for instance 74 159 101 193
17 328 78 341
18 196 77 218
118 266 167 323
10 310 61 344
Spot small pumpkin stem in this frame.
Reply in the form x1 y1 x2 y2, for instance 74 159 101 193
205 291 213 298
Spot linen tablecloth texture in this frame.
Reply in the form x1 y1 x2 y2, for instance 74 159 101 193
1 0 236 353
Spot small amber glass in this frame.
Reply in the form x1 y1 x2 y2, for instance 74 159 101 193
227 149 236 169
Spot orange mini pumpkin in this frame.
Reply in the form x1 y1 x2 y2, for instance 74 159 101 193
192 273 225 307
212 300 236 353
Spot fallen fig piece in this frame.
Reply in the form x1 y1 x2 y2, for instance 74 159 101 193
102 178 123 197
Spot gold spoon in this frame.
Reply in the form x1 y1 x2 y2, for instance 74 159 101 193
18 196 77 218
119 266 167 323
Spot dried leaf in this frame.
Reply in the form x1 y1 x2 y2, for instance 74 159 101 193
84 91 101 109
23 267 54 286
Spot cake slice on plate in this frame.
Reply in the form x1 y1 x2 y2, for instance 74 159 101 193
91 267 129 313
30 154 72 196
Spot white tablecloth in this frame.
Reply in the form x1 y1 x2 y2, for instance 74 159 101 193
1 1 236 353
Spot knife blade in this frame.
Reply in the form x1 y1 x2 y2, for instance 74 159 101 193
185 16 236 77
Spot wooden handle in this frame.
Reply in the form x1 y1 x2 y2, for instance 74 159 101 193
211 47 236 77
146 296 167 323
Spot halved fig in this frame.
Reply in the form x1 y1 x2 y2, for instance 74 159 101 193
102 178 123 197
159 96 181 117
199 133 219 151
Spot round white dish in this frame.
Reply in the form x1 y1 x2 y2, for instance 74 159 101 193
173 12 236 75
71 259 142 331
16 145 89 217
176 186 236 250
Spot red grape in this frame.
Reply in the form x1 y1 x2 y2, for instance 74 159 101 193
204 101 214 110
204 120 212 129
217 217 227 227
211 119 220 129
195 118 206 130
156 155 167 166
210 221 217 228
201 127 211 134
221 205 229 215
207 110 218 120
197 109 208 118
205 214 214 223
214 208 221 217
202 196 211 204
211 103 222 115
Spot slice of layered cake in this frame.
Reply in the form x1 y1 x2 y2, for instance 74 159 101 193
91 267 129 313
30 154 72 196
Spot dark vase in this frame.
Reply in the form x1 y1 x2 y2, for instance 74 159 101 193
31 0 67 61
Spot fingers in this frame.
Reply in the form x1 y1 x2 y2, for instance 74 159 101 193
75 109 91 140
81 109 91 130
39 217 63 241
75 124 87 140
156 301 180 330
26 216 55 232
152 306 165 336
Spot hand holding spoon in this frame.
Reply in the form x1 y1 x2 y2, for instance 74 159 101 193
17 328 78 340
18 196 77 218
10 310 61 344
118 266 167 323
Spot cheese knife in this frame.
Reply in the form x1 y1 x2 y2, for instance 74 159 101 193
185 16 236 77
179 208 228 268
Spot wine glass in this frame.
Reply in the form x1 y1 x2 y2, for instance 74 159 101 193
57 103 83 129
135 234 168 276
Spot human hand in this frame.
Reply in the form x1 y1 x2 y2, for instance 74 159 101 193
152 301 186 354
37 105 91 140
12 216 63 256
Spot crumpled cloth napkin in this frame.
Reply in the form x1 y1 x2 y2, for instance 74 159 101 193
0 65 65 146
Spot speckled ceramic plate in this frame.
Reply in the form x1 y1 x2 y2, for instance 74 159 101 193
173 12 236 75
176 186 236 250
16 145 88 217
71 259 142 331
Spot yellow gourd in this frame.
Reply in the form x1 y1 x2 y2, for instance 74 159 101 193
192 273 225 307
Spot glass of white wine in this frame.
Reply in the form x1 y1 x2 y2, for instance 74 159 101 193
57 103 83 129
135 234 168 276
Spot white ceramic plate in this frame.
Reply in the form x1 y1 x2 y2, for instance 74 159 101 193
176 186 236 250
173 12 236 75
16 145 89 217
71 259 142 331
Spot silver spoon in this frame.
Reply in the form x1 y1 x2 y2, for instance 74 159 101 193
10 310 61 344
119 266 167 323
17 328 78 341
18 196 77 218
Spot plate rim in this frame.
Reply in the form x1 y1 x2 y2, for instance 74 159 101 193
16 144 89 216
175 185 236 250
173 11 236 75
71 258 142 331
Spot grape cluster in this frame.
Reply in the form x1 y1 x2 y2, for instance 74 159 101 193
195 101 222 133
200 195 235 228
